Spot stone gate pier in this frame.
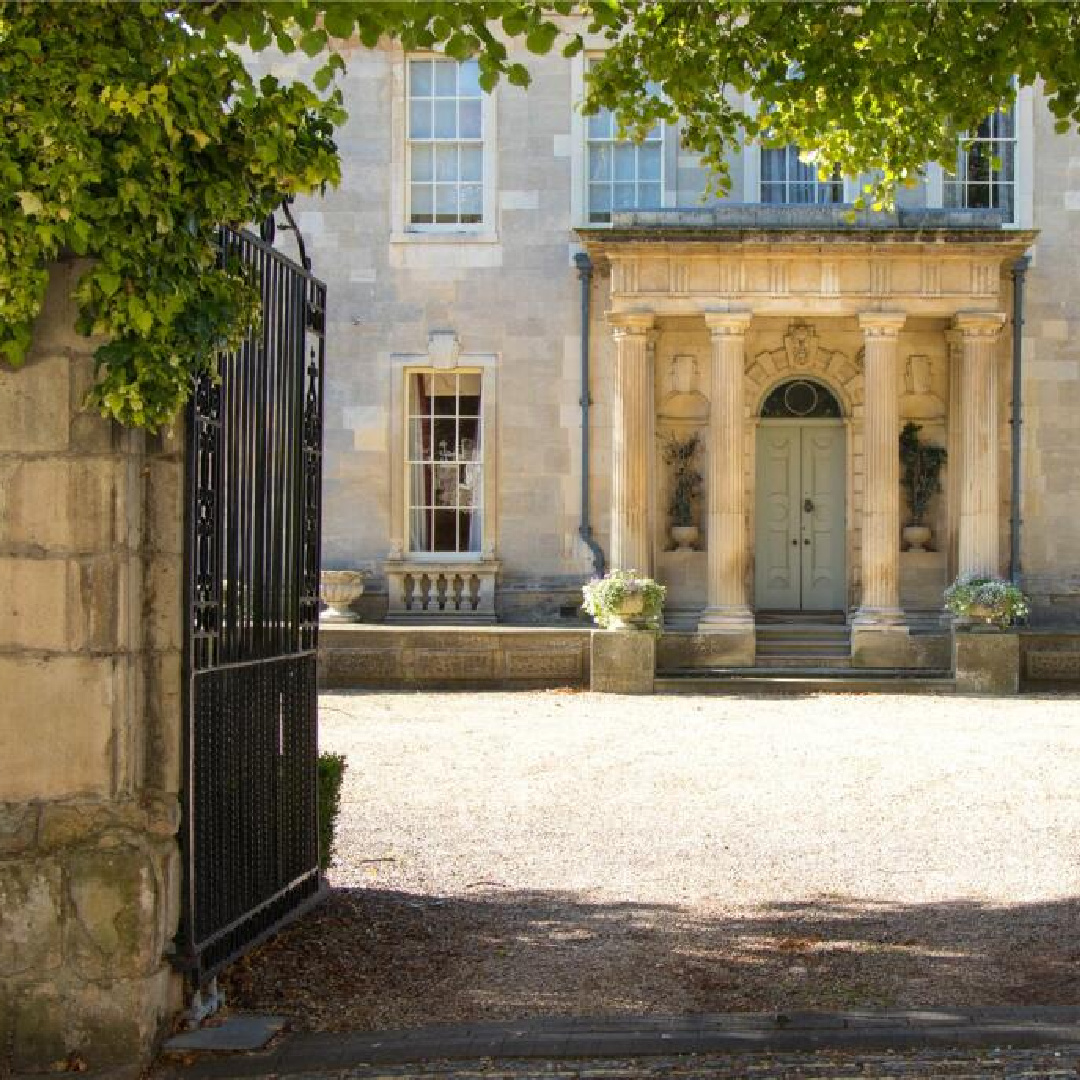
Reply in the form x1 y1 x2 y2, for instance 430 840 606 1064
0 264 184 1069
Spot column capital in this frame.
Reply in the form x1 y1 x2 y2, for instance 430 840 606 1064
704 311 753 337
858 311 906 337
952 310 1006 338
607 311 655 337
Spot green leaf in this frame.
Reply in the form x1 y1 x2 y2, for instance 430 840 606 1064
17 191 43 215
506 63 531 88
97 272 122 298
323 8 355 40
299 28 327 56
525 22 558 56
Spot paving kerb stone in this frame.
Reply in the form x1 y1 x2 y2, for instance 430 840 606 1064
151 1008 1080 1079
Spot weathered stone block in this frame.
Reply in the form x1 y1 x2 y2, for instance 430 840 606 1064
144 456 185 557
0 804 38 856
0 557 69 651
144 554 183 653
0 458 136 556
0 860 62 976
851 625 914 668
0 353 70 453
591 629 655 694
0 656 116 801
65 847 158 978
11 967 178 1070
657 630 756 670
144 651 183 793
954 630 1020 695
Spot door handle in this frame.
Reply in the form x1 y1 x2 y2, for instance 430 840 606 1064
803 498 815 514
804 538 811 545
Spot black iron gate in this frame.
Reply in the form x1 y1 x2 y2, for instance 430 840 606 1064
178 227 326 983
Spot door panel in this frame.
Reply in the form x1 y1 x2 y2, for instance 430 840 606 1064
800 426 846 610
755 423 845 611
754 427 801 609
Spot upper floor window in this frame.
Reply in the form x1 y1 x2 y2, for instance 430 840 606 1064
407 58 483 227
407 371 483 553
943 103 1016 224
760 146 844 204
583 58 665 224
587 110 663 223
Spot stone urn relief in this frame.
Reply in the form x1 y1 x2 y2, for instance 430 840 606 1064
319 569 369 622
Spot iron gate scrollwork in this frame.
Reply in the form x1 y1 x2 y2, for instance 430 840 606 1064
179 226 326 983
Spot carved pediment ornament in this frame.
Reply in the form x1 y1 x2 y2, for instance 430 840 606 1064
785 321 817 369
751 320 846 376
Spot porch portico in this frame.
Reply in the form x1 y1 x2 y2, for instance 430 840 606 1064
580 210 1034 666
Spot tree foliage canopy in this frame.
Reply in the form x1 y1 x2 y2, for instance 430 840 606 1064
4 1 1079 428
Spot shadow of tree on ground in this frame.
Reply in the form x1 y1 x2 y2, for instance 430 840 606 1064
220 889 1080 1032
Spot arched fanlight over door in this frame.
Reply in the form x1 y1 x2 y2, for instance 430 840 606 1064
760 378 842 419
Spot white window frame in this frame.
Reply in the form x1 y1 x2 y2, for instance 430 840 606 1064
404 369 484 556
756 144 848 205
740 97 860 205
388 338 499 562
926 85 1032 228
570 52 674 226
390 52 499 243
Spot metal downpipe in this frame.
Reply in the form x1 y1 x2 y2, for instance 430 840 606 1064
1009 255 1029 586
574 252 605 577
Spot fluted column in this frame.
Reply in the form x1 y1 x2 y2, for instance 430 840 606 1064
607 313 655 575
854 312 906 627
954 311 1007 579
699 312 754 633
945 330 962 583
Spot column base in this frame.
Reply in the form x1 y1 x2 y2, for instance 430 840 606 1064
697 607 755 633
851 622 912 668
851 606 906 629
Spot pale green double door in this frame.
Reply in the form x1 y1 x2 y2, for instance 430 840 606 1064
754 421 846 612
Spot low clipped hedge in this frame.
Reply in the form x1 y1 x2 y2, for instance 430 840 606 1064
317 752 348 871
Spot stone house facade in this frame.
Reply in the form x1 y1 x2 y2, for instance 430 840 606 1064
275 40 1080 663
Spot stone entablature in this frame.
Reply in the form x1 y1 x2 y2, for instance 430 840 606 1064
580 226 1036 319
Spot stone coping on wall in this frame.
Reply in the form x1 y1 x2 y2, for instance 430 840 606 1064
605 205 1010 230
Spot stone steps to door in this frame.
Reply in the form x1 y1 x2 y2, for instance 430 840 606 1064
756 610 847 626
655 667 955 695
756 622 852 664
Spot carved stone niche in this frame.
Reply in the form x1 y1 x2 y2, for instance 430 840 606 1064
658 353 709 422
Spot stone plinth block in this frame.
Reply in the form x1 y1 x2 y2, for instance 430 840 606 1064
851 625 913 668
590 630 655 695
954 630 1020 695
657 630 756 670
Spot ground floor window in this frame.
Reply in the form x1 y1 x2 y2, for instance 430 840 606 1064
407 371 482 553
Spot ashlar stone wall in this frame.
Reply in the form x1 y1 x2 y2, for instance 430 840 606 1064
0 263 183 1069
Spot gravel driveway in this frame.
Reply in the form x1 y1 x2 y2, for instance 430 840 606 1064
224 689 1080 1030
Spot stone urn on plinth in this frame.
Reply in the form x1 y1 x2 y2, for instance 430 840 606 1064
319 569 368 622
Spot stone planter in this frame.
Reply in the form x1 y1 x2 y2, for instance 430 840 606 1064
319 570 367 622
954 628 1020 695
605 592 646 631
671 524 699 552
902 524 932 552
